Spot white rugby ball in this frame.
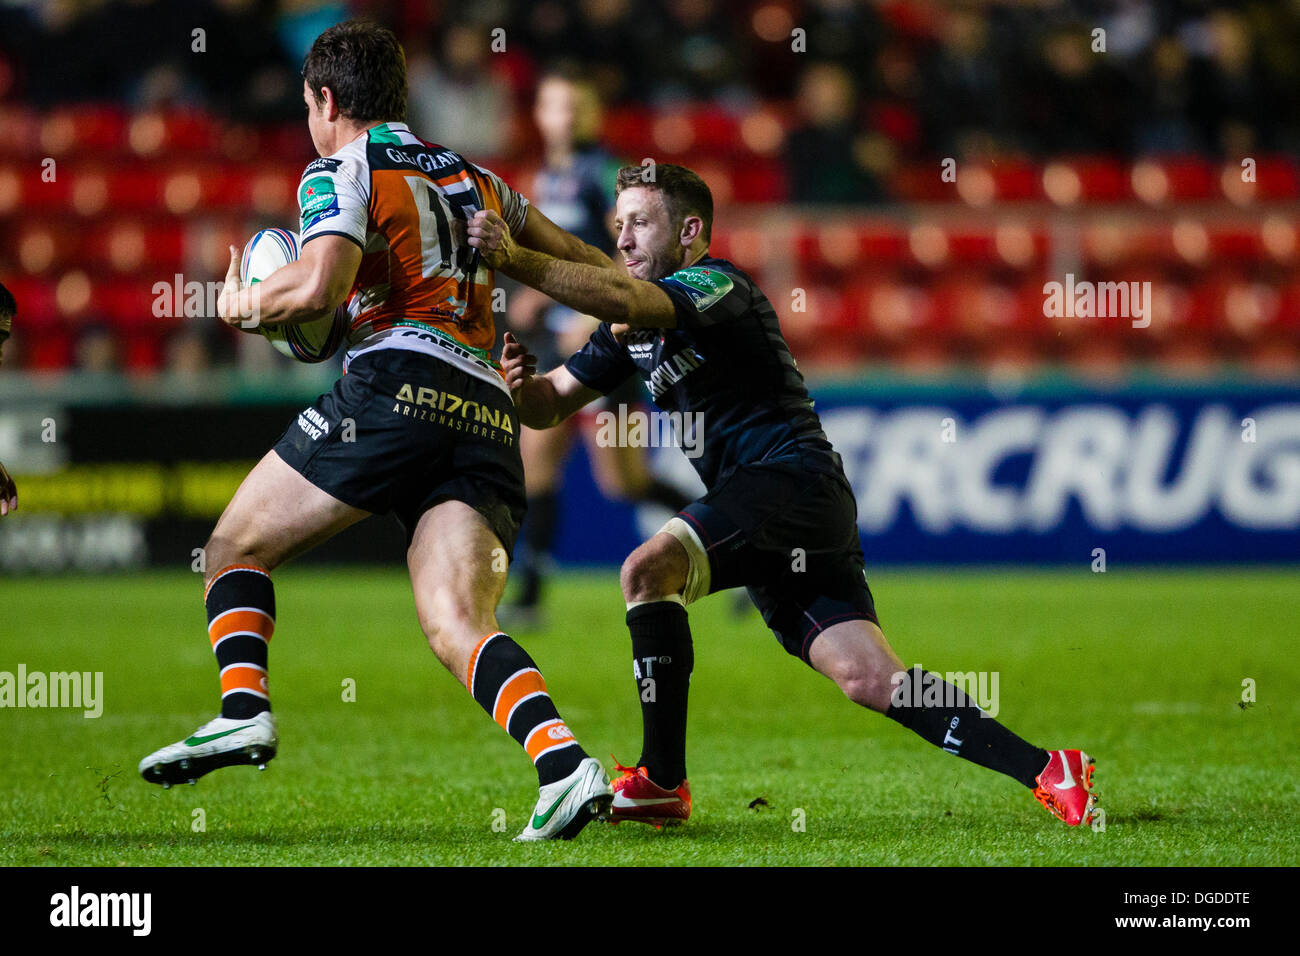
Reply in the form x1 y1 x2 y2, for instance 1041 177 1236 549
239 228 345 363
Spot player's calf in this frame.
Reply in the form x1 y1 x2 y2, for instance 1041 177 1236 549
811 623 905 713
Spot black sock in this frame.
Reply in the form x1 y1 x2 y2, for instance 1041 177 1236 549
205 566 275 720
516 491 559 607
886 666 1049 788
627 601 693 787
467 632 586 785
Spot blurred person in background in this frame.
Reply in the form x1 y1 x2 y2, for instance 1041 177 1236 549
502 72 693 628
74 325 120 375
0 281 15 516
407 20 511 158
785 61 883 203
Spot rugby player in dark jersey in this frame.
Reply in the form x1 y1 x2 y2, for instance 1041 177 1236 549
503 73 691 626
469 164 1099 828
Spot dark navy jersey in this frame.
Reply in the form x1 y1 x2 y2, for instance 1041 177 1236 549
564 256 843 489
533 145 621 255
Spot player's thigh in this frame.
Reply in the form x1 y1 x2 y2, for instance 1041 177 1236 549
667 461 855 600
206 449 370 579
407 498 513 682
520 421 574 493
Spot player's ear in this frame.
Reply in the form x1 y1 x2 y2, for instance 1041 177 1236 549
680 215 704 246
319 86 341 122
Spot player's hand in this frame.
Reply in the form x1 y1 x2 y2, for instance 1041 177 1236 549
467 210 516 270
216 245 240 324
215 248 256 330
609 322 631 345
500 331 538 394
0 460 16 517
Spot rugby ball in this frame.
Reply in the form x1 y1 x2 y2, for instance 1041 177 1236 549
239 228 346 363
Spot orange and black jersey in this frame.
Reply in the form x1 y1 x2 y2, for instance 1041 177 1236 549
296 121 529 390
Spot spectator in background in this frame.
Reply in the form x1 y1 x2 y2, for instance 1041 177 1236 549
785 62 883 204
0 281 16 516
1021 26 1137 156
75 326 120 375
407 21 511 157
1136 35 1197 154
919 7 1011 158
651 0 750 104
1188 10 1270 155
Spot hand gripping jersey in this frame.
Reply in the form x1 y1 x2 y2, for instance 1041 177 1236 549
564 256 843 490
296 121 529 393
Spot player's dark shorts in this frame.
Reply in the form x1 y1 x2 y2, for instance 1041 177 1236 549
272 349 526 556
676 457 878 663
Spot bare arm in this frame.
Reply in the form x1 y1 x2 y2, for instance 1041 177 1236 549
516 205 618 271
217 234 362 330
501 332 602 428
469 211 677 328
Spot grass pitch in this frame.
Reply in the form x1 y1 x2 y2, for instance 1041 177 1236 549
1 567 1296 866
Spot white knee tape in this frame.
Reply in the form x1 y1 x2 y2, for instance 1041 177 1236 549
660 516 711 606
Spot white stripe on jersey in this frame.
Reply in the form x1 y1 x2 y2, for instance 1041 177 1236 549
344 327 511 398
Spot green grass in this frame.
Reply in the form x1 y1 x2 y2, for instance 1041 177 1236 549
1 567 1297 866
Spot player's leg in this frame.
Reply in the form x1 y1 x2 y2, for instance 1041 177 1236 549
139 450 370 786
766 471 1098 827
407 498 612 839
618 529 694 793
805 618 1097 826
505 421 574 622
581 370 695 513
584 420 694 512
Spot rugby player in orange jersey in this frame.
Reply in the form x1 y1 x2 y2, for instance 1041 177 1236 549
138 20 616 840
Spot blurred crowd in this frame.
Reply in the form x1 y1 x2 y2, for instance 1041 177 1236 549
0 0 1296 378
2 1 1297 178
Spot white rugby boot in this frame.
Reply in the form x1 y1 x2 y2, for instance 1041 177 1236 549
514 756 613 841
139 712 277 787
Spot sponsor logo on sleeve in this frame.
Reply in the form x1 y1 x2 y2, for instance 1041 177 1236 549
662 266 734 311
304 157 342 175
299 175 340 230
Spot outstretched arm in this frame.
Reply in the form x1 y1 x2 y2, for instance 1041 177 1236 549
501 332 603 429
515 205 618 271
469 211 677 328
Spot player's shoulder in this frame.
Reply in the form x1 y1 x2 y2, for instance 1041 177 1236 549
659 256 755 308
297 137 370 215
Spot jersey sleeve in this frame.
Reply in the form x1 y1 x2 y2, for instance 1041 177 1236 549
298 154 369 248
652 263 751 331
563 322 637 395
473 163 531 234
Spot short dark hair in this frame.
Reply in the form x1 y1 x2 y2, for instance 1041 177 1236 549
615 163 714 242
0 280 15 320
302 19 407 124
